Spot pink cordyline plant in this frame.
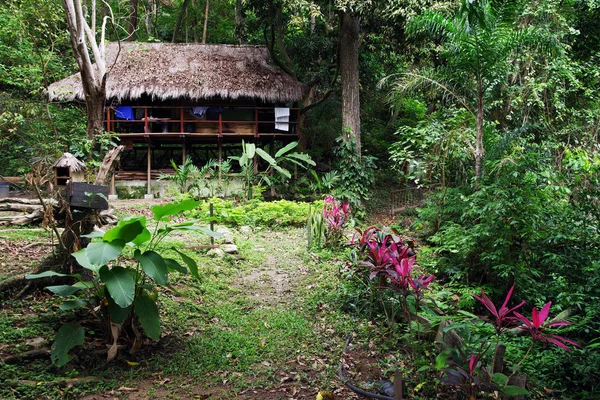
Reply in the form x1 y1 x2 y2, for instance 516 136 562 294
513 302 580 351
473 285 525 334
323 195 350 245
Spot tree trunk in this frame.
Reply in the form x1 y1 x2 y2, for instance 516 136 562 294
339 11 361 156
171 0 191 43
234 0 244 44
202 0 209 44
127 0 139 40
475 77 484 179
84 87 106 143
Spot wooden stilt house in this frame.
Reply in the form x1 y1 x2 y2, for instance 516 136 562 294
46 42 306 194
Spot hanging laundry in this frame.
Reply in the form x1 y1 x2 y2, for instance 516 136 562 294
190 106 209 119
275 107 290 131
115 106 134 120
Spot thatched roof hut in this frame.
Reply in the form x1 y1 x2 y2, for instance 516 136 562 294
53 153 87 172
46 42 306 103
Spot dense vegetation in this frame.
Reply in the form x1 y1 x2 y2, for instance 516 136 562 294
1 0 600 398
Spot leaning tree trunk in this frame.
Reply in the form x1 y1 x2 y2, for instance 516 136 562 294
339 11 361 156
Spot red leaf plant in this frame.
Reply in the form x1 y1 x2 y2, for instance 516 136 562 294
513 302 580 351
473 285 525 334
323 195 350 246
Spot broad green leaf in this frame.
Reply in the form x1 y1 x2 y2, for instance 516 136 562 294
245 142 256 159
173 248 200 280
169 225 223 238
273 165 291 179
275 141 298 158
81 231 104 239
72 248 100 273
103 218 144 243
46 285 82 297
134 292 161 341
152 199 200 221
255 147 277 166
51 322 84 367
59 299 87 311
99 266 135 308
131 228 151 246
435 351 449 370
164 258 188 274
106 290 132 324
493 373 508 386
86 240 124 267
72 281 95 289
26 271 72 279
239 153 248 168
287 152 316 166
135 251 168 285
502 386 529 396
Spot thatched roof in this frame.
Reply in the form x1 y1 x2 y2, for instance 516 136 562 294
53 153 87 172
47 43 306 103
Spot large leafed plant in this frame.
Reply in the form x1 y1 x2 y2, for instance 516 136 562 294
28 199 219 366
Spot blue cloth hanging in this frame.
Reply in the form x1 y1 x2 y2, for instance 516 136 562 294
115 106 134 120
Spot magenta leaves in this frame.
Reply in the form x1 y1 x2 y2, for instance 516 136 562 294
513 302 580 351
473 285 525 334
323 195 350 246
356 226 433 297
474 288 579 351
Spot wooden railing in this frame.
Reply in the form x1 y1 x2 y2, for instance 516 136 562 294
104 105 300 138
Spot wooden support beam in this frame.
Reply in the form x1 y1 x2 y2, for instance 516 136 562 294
147 141 151 194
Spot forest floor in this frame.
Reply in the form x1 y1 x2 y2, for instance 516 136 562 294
0 199 397 400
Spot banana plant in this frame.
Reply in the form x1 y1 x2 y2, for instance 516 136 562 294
27 199 220 366
230 140 315 201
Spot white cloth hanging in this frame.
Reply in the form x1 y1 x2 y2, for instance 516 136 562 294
274 107 290 131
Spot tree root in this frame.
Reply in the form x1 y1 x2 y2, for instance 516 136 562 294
8 376 100 387
2 348 50 364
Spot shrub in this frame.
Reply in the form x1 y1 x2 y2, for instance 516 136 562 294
188 198 321 228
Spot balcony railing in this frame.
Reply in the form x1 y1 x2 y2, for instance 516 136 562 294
105 105 300 138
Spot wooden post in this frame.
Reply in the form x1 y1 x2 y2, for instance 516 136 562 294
180 107 184 133
105 107 111 133
110 174 115 195
147 141 151 195
394 370 404 400
182 138 186 164
218 113 223 137
255 108 259 138
210 202 214 246
144 107 149 134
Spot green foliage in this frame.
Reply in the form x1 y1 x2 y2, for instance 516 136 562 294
230 141 315 201
332 136 377 211
27 199 218 365
306 205 325 249
188 197 320 228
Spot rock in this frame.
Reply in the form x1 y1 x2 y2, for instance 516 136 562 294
240 225 253 234
221 244 238 254
216 227 234 244
207 248 225 257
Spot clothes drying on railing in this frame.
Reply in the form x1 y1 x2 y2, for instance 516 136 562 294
115 106 134 120
190 106 209 119
274 107 289 131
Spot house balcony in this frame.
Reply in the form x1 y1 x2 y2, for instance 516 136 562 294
105 105 300 145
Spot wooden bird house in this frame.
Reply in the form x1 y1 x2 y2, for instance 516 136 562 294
53 153 87 186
